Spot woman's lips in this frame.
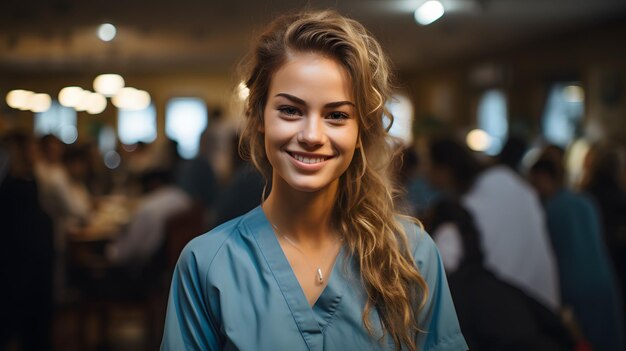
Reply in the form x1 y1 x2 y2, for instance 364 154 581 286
287 151 333 170
291 153 328 164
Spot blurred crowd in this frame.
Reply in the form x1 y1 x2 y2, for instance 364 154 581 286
400 135 626 351
1 118 626 351
0 109 264 350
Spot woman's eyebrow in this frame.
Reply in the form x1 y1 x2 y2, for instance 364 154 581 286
324 100 355 108
275 93 305 105
274 93 355 108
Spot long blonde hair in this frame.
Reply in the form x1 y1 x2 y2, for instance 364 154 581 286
239 10 428 351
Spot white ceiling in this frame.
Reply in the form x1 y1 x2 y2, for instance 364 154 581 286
1 0 625 74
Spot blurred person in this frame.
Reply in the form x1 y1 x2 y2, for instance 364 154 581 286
84 141 114 197
213 133 264 226
204 106 237 184
177 129 219 215
164 138 184 178
428 137 560 311
0 143 7 181
61 145 93 227
162 10 467 351
35 134 90 304
497 135 528 173
580 144 626 266
126 141 152 173
426 199 574 351
106 169 191 274
124 141 155 191
529 155 624 351
0 131 54 351
580 143 626 340
395 146 441 218
35 135 91 225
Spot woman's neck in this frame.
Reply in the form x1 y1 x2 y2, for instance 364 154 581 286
263 177 339 246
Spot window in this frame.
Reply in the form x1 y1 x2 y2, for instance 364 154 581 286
477 89 508 156
165 97 208 159
384 94 414 146
117 104 157 145
34 101 78 144
542 83 584 148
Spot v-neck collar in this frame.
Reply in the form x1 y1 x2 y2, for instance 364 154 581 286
244 206 344 349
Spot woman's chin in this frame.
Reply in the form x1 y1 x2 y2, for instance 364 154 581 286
283 177 339 194
287 182 325 193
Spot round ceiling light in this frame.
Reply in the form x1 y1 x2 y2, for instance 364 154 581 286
59 86 87 108
98 23 117 42
28 93 52 113
6 89 34 110
93 74 125 97
415 0 445 26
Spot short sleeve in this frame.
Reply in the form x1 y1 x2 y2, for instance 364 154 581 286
410 225 468 351
161 244 222 350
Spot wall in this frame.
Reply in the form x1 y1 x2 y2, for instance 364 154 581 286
400 18 626 145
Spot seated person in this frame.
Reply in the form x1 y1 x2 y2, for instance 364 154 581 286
426 199 574 351
106 169 191 275
428 138 559 311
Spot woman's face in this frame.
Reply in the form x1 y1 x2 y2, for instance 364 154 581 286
262 52 359 193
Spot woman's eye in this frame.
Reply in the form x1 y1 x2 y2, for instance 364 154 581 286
327 111 349 120
278 106 301 116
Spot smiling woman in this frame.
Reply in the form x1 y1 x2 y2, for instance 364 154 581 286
161 10 467 351
262 53 359 193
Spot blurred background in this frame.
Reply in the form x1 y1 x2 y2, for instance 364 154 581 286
2 0 626 350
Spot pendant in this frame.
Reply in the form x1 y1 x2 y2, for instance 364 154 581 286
317 268 324 283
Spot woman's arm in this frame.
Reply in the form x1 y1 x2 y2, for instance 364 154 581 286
161 245 223 350
410 225 468 351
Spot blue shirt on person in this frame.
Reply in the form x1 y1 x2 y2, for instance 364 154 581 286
161 206 467 351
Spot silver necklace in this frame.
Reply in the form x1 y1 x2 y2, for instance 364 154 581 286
271 224 338 285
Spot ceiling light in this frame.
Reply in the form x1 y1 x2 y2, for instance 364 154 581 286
98 23 117 42
6 89 34 110
59 86 87 107
28 93 52 113
133 90 151 110
112 87 151 110
466 129 491 152
75 91 107 114
94 74 125 96
415 0 445 26
86 93 108 114
112 87 137 109
75 91 91 112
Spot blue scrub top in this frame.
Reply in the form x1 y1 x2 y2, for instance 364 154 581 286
161 206 467 351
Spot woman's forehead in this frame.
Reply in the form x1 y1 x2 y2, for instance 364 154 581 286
267 52 354 104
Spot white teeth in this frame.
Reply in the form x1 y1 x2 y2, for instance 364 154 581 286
293 153 325 164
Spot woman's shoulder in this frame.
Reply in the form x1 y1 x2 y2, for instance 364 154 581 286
177 208 260 272
397 216 440 271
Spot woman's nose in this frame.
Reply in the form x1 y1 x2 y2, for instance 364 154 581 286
298 116 325 146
